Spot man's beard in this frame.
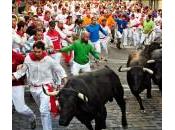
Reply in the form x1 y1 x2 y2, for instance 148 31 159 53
81 39 88 44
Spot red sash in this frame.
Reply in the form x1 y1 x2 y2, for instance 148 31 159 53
46 84 59 117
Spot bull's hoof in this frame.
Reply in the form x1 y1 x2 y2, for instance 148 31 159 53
122 124 128 129
30 118 36 129
140 110 146 113
122 120 128 129
101 125 106 129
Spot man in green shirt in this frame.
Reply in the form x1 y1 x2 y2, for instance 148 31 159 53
58 31 100 75
140 14 155 45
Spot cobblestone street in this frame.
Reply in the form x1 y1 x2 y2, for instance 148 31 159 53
12 46 162 130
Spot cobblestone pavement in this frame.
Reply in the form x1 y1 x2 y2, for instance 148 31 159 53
12 46 162 130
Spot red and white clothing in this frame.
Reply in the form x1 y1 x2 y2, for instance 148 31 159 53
25 34 53 52
13 52 67 130
56 14 68 24
47 29 62 63
129 18 141 46
13 52 67 86
12 28 22 52
12 51 36 122
55 26 74 64
43 16 51 28
16 31 28 52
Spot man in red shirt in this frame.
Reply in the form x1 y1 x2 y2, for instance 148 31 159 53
46 21 62 64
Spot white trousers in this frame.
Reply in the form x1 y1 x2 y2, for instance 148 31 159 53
12 85 35 120
122 29 128 46
91 40 101 53
140 32 154 45
115 30 122 39
132 30 140 46
30 87 52 130
71 61 91 76
100 37 110 55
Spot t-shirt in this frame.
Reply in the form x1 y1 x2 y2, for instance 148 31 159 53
60 39 99 64
143 20 155 34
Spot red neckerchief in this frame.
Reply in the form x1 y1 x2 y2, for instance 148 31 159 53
16 31 24 37
37 13 43 16
33 35 44 41
29 51 47 61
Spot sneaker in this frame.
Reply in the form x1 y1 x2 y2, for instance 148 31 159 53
30 118 36 129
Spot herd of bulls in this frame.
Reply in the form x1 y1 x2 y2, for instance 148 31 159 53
43 42 162 130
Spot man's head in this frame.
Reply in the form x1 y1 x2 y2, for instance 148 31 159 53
57 20 64 29
35 29 44 40
17 20 27 32
77 19 84 28
32 15 39 25
49 21 56 30
44 11 51 19
101 18 107 26
146 14 152 21
81 31 90 43
36 7 43 14
33 41 45 60
66 16 73 25
62 8 67 14
91 17 97 25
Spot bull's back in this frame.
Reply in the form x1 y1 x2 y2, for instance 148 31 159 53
78 67 124 103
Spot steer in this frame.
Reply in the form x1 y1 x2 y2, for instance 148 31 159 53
43 66 128 130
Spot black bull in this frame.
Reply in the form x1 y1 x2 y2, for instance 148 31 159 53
43 66 128 130
147 49 162 92
118 42 162 112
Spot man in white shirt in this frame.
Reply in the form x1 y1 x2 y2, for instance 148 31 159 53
13 41 67 130
56 8 68 24
99 18 111 60
24 28 53 53
12 15 21 52
128 14 140 47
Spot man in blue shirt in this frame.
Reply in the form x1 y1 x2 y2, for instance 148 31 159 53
115 14 128 48
86 17 108 54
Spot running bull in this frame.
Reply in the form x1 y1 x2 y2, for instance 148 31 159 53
118 50 154 112
43 66 128 130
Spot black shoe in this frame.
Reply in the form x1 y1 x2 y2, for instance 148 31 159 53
30 118 36 129
110 39 114 43
116 42 121 49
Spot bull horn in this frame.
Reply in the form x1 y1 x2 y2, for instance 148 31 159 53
118 66 131 72
143 68 154 74
78 93 88 102
147 60 155 63
42 86 59 96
